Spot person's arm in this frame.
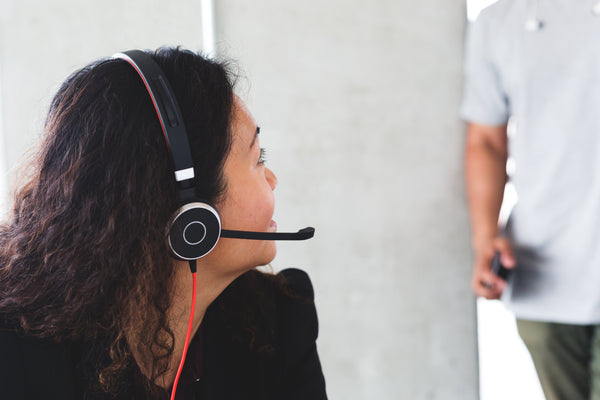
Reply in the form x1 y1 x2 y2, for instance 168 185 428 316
465 122 515 299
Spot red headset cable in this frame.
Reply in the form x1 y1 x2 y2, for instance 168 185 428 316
170 260 197 400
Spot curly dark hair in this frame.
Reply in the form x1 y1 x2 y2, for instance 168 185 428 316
0 47 237 393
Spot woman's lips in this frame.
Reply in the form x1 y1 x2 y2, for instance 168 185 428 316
269 220 277 231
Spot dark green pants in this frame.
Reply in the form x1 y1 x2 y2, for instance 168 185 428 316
517 319 600 400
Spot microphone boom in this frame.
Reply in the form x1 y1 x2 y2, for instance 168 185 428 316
220 227 315 240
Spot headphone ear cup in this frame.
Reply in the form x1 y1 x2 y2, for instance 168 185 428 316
168 203 222 260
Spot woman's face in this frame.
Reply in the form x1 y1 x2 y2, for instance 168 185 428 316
207 96 278 272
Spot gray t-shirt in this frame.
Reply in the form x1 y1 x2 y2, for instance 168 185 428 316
461 0 600 323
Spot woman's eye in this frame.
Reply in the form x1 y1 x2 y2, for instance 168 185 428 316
258 147 267 164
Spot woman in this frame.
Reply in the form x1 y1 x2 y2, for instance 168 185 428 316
0 47 326 399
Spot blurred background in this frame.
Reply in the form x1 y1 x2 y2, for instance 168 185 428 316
0 1 543 399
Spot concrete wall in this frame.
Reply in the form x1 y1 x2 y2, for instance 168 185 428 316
215 2 476 399
0 0 204 172
0 1 477 399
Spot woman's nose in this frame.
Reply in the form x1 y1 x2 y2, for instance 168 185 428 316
266 167 277 190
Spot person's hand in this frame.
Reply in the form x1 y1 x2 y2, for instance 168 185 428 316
471 237 516 299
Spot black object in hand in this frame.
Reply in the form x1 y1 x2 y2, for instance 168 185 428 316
491 251 511 280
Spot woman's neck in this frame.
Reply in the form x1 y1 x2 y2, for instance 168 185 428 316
170 262 232 337
136 260 242 389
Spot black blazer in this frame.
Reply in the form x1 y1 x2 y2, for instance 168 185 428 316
0 268 327 399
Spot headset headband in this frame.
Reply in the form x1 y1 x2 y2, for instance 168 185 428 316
114 50 195 187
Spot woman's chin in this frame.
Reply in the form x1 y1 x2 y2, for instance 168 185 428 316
260 243 277 266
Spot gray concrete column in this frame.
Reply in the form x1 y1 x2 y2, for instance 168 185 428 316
214 1 476 399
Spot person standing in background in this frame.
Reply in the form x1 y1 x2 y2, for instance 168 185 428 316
461 1 600 399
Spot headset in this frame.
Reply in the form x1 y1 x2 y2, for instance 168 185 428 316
113 50 314 262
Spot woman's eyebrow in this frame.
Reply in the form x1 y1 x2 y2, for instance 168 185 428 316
250 126 260 148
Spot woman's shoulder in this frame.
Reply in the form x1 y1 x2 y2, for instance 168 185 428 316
277 268 314 300
201 269 327 399
208 267 321 353
270 268 319 340
242 267 314 301
268 269 327 399
0 322 25 398
244 268 321 361
213 268 319 339
0 320 25 366
0 320 77 399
